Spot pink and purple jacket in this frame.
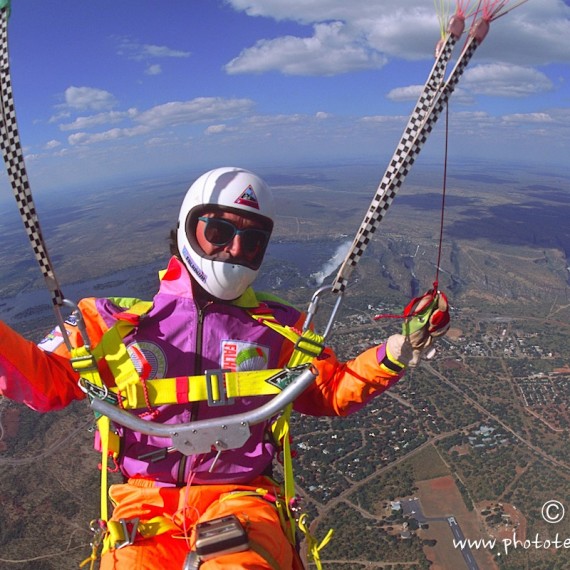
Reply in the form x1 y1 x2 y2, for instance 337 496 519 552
0 257 405 486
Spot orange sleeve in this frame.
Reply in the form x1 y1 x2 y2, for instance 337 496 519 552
0 298 111 412
0 319 84 411
293 344 405 417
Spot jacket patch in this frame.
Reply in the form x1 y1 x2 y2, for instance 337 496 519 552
37 326 69 353
127 341 167 380
221 340 269 372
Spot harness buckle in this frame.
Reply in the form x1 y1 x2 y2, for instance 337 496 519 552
70 352 98 373
293 334 324 359
115 517 140 549
205 369 234 407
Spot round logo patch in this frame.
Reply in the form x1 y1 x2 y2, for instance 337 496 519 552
127 341 167 379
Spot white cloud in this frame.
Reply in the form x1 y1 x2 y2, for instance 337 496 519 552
387 83 474 106
226 0 427 25
226 21 387 76
502 112 555 124
225 0 570 77
463 63 554 97
243 114 304 128
206 124 235 135
387 85 424 102
68 125 151 146
315 111 330 119
59 108 138 131
63 97 255 146
474 0 570 66
63 86 117 111
145 64 162 75
144 136 172 147
360 114 407 125
385 63 553 107
44 139 61 149
135 97 254 128
117 37 191 61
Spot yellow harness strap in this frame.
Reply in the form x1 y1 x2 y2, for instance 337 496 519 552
90 301 153 404
106 369 284 410
248 310 332 560
94 326 140 405
298 514 334 570
270 403 297 542
103 516 179 553
248 312 324 367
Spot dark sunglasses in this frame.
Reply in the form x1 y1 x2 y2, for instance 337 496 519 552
197 216 271 251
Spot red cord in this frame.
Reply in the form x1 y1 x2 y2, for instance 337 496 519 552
434 102 450 288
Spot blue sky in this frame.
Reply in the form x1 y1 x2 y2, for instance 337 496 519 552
3 0 570 194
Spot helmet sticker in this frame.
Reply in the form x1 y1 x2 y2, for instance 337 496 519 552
234 185 260 210
221 340 269 372
182 245 207 283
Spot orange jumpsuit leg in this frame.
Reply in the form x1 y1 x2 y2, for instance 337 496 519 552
98 480 297 570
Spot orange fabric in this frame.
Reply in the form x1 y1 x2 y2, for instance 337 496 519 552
295 345 402 416
0 296 124 411
0 298 119 411
0 320 84 411
99 478 297 570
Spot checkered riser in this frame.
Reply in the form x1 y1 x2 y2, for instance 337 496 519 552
332 35 480 294
0 8 64 306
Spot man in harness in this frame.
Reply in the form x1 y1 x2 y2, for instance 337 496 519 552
0 167 450 569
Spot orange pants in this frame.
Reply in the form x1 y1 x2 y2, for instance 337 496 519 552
99 478 300 569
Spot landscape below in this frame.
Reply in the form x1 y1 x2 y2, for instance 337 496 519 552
1 160 569 569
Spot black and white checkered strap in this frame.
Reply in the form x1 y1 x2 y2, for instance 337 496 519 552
331 26 483 294
0 6 65 307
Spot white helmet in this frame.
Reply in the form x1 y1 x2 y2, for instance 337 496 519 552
177 167 275 300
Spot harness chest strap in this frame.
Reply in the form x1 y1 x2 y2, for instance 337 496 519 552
83 366 289 410
76 307 325 410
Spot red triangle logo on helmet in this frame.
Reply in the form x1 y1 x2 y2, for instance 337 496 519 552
234 185 260 209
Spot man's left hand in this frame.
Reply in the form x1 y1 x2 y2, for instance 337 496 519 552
402 289 450 365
